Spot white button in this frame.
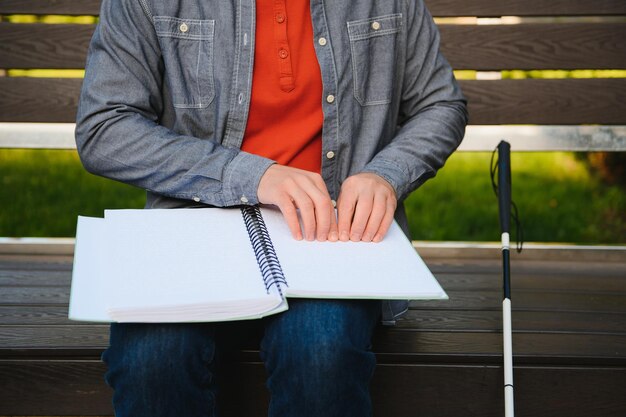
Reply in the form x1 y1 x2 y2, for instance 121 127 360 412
179 23 189 33
331 199 337 208
326 151 335 159
326 94 335 103
240 196 249 204
192 196 200 202
318 37 327 46
371 21 380 30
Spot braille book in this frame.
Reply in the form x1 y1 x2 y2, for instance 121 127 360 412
69 206 447 322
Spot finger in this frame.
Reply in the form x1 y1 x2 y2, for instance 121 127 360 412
297 174 332 241
277 198 302 240
289 188 316 241
307 184 332 242
350 192 374 242
373 198 397 243
328 203 339 242
361 193 387 242
336 191 356 242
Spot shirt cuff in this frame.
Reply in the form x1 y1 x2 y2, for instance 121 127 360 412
361 158 410 199
222 151 275 206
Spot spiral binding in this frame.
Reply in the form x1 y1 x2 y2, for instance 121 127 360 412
241 206 288 296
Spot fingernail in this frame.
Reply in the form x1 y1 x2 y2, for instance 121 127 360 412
350 233 361 241
329 231 339 241
362 234 372 242
373 234 382 242
340 231 350 241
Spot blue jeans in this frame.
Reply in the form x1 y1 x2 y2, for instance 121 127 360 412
102 299 381 416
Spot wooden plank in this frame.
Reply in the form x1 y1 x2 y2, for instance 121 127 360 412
1 0 626 17
425 0 626 17
3 266 625 292
460 79 626 125
0 325 109 350
395 310 626 334
0 0 102 16
2 285 624 312
1 78 625 124
0 22 94 69
0 254 73 270
2 22 624 70
2 325 625 360
2 305 624 335
371 365 626 417
0 305 76 324
440 23 626 70
1 360 624 416
373 331 626 359
0 77 82 123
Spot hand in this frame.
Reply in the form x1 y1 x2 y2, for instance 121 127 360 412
337 173 397 243
258 164 338 242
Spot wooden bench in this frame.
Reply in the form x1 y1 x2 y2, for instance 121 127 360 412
1 1 625 416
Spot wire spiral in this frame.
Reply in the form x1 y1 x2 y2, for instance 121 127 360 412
241 206 288 296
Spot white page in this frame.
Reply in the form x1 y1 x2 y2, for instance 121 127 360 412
101 209 277 319
259 207 447 300
69 216 111 322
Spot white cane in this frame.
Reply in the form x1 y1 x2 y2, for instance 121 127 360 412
496 141 515 417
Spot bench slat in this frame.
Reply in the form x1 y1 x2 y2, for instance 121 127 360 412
2 285 624 312
2 306 625 335
442 23 626 70
2 325 624 361
0 0 102 16
1 0 626 17
427 0 626 17
3 267 625 291
461 79 626 125
2 360 625 416
0 22 93 69
1 77 625 124
2 22 625 70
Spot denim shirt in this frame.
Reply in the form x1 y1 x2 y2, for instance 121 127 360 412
75 0 468 325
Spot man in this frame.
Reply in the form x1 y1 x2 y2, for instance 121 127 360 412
75 0 467 415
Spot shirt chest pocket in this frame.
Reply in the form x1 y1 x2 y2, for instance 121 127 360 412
347 14 403 106
154 16 215 109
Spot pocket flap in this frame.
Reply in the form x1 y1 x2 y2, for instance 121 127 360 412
347 13 403 41
154 16 214 40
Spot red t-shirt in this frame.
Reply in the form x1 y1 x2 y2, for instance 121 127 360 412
241 0 323 174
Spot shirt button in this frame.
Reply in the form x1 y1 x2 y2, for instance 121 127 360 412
278 49 289 59
318 37 327 46
179 23 189 33
331 199 337 208
326 94 335 103
240 196 249 204
192 196 200 202
276 14 285 23
326 151 335 159
371 21 381 30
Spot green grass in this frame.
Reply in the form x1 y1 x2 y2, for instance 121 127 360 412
1 149 624 243
0 149 144 236
405 152 625 244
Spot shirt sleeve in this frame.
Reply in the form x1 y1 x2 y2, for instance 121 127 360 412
74 0 274 206
361 0 468 201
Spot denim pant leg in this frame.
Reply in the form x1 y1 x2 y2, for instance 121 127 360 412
102 322 218 417
260 299 381 417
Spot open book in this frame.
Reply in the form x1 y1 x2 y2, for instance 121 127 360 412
69 206 447 322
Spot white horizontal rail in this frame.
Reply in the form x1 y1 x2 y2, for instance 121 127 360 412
1 237 625 261
1 123 626 151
